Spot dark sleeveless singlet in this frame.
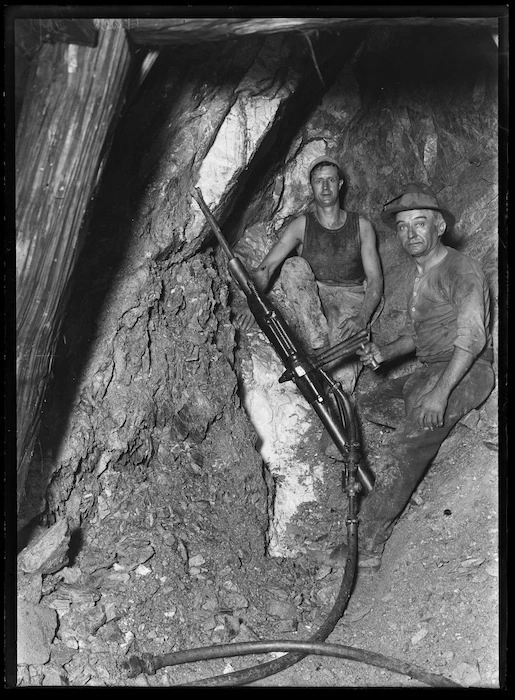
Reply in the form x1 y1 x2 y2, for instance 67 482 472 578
301 210 365 285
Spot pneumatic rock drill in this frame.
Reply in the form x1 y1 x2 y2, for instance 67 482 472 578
191 188 375 505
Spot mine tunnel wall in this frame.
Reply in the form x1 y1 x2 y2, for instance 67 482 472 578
230 23 499 555
22 23 499 562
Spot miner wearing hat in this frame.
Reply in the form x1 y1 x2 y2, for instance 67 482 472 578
237 156 384 397
332 182 495 570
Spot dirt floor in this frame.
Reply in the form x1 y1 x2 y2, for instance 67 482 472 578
14 393 503 688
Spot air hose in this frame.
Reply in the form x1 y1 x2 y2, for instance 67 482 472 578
124 639 460 688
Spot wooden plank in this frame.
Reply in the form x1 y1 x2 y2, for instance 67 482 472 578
15 26 132 508
127 16 499 46
127 17 352 45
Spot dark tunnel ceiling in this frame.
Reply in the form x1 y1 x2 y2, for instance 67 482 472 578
12 15 501 100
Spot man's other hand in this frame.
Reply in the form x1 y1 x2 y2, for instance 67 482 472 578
414 387 448 430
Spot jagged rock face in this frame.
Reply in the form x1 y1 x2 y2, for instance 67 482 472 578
29 23 498 564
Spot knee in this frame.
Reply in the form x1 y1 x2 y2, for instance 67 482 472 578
281 257 315 279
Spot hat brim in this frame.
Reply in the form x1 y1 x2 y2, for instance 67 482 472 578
381 205 455 231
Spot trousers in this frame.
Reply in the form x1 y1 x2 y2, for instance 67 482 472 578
273 257 366 393
357 360 495 554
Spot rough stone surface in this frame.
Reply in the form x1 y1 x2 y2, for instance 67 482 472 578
18 518 70 575
17 600 58 665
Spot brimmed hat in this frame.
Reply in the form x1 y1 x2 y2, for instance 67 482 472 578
381 183 454 230
308 156 342 179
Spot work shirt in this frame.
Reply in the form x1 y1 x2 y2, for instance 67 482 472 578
400 246 493 364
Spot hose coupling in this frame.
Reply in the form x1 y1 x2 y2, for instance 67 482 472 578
121 652 159 678
346 440 361 461
345 516 359 537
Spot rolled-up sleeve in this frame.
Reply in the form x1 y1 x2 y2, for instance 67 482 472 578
452 270 490 357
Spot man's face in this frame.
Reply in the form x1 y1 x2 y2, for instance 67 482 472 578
310 165 341 206
395 209 445 258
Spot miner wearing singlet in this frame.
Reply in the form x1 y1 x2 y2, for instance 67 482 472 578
237 156 384 396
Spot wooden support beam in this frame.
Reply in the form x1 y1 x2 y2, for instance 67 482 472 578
126 17 352 45
13 19 97 129
126 16 499 46
15 26 132 509
28 18 99 47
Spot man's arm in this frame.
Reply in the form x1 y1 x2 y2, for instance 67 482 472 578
252 216 306 292
338 216 384 339
358 216 384 324
357 334 416 367
235 216 305 329
413 347 475 429
360 338 478 430
414 266 490 429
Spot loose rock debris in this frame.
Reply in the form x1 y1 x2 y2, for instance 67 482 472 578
14 408 501 688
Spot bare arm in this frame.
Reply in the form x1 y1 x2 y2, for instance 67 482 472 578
235 216 305 329
357 216 384 324
338 216 384 339
252 216 306 292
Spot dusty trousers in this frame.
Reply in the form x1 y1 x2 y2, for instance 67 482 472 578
272 257 366 394
357 359 495 554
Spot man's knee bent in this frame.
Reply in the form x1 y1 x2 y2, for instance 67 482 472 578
281 256 316 282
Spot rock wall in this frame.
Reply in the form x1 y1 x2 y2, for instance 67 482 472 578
23 36 286 547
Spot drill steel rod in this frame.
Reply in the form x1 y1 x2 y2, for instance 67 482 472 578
313 330 369 367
